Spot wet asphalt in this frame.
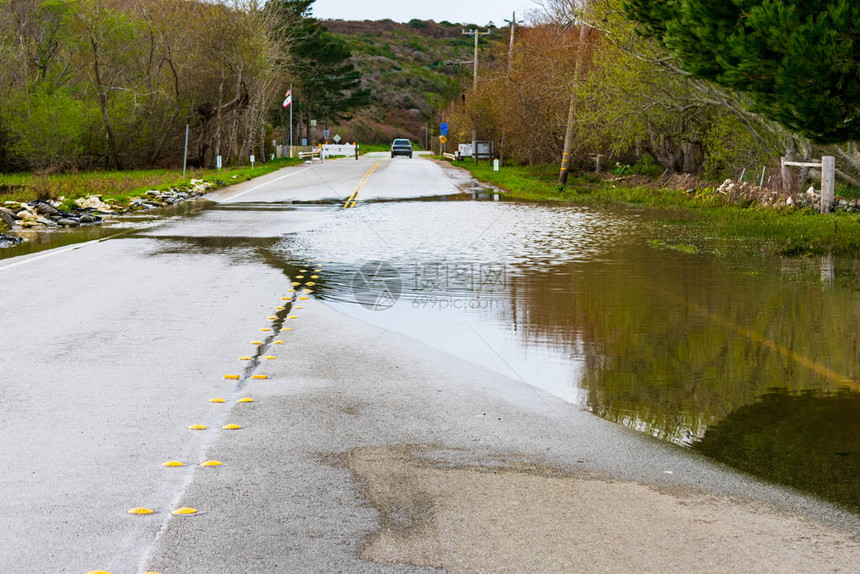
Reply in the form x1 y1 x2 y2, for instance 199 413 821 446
0 154 858 573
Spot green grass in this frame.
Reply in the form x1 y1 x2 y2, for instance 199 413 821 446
0 158 303 209
453 160 860 257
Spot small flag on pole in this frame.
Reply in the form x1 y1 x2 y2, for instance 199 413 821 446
283 89 292 108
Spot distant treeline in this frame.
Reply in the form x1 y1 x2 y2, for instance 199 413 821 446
0 0 367 173
447 0 860 185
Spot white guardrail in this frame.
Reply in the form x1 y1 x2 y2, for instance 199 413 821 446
321 144 357 159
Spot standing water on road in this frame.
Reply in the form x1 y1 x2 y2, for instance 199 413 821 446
273 198 860 513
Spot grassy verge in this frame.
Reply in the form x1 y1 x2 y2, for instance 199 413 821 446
452 160 860 257
0 158 303 211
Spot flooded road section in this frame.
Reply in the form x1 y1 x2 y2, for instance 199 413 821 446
4 176 859 515
263 198 860 514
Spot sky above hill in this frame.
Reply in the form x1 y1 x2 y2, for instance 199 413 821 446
311 0 537 27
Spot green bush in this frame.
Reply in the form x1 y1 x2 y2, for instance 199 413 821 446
632 153 663 178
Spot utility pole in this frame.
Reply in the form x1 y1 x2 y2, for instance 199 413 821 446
559 2 593 186
462 27 491 161
500 12 522 165
505 12 521 75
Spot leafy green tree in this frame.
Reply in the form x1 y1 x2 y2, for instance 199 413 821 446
622 0 860 144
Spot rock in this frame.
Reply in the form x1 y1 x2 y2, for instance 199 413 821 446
786 196 794 206
145 190 161 198
79 214 100 224
56 218 80 227
0 233 23 248
18 219 43 227
29 200 59 216
75 195 115 212
17 210 36 221
36 217 56 226
0 207 16 227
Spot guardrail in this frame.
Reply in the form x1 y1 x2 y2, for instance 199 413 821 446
298 149 321 161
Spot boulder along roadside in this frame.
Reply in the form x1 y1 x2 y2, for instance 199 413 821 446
0 179 216 248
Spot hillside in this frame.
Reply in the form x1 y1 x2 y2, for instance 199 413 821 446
322 19 504 145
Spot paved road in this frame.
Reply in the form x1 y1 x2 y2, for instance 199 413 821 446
1 156 858 573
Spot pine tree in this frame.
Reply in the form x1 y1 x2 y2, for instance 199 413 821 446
267 0 370 132
623 0 860 143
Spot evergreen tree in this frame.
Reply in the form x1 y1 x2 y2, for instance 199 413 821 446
268 0 370 131
623 0 860 143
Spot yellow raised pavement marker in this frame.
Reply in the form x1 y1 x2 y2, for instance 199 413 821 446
162 460 184 467
188 424 208 430
281 327 293 331
237 397 255 403
264 355 276 360
302 289 311 293
288 315 298 320
200 460 223 467
311 275 319 279
273 340 285 344
299 296 309 300
291 281 300 286
260 328 272 332
171 507 199 516
306 282 316 286
294 306 304 309
127 507 154 515
267 316 277 320
85 570 112 574
281 297 291 300
224 374 239 380
251 374 268 379
296 275 305 279
276 306 285 310
222 424 242 430
239 356 252 361
251 340 263 345
209 397 226 403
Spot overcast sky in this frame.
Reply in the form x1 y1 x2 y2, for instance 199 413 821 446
311 0 539 27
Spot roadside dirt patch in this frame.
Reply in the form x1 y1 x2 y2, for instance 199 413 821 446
334 445 860 573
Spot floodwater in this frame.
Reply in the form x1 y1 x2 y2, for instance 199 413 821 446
273 198 860 514
5 193 860 513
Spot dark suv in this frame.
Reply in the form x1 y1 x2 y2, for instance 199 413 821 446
390 139 413 158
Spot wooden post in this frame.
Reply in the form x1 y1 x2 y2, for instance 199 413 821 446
595 154 603 175
780 155 792 194
821 156 835 213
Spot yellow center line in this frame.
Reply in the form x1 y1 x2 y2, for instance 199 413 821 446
343 162 380 209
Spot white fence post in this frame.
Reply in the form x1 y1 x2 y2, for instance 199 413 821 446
821 156 835 213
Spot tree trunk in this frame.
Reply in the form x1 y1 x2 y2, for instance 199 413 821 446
89 32 123 170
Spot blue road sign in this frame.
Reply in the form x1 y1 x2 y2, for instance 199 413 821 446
440 123 448 136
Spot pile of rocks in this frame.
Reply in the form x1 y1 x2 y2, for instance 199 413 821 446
0 233 23 248
713 179 860 212
0 199 103 229
714 179 790 207
125 179 213 211
0 178 215 247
